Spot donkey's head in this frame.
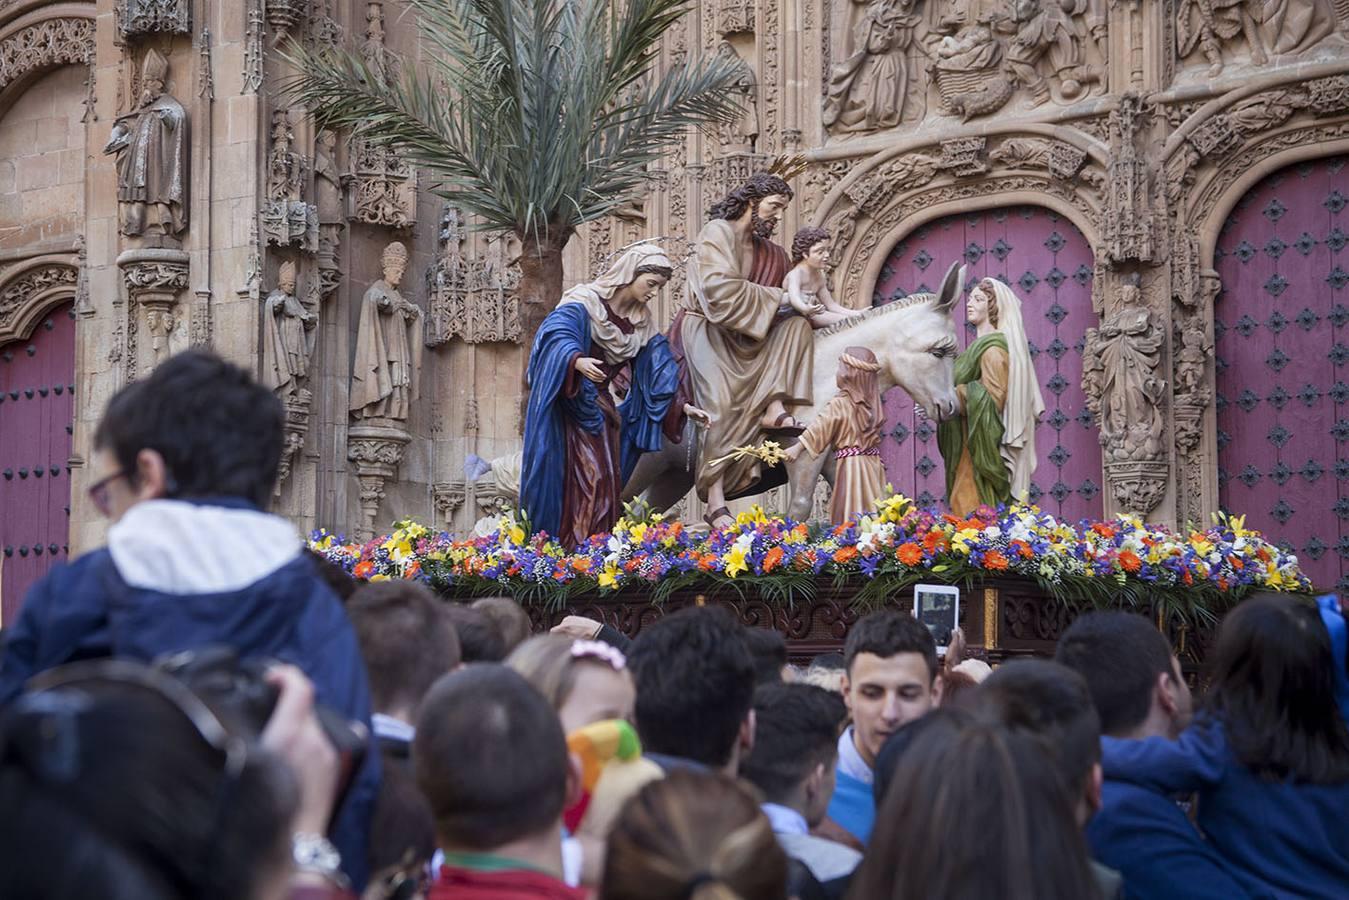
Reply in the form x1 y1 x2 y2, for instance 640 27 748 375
882 261 963 422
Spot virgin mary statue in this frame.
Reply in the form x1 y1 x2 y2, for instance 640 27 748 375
936 278 1045 515
522 243 702 546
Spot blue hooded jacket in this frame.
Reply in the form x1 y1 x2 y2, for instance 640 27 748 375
0 499 380 890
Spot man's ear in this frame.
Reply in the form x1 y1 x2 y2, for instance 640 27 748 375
1087 761 1103 817
1156 671 1179 716
134 448 170 500
932 672 946 708
805 760 827 804
840 672 853 713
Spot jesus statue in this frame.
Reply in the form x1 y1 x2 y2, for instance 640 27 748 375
677 173 815 529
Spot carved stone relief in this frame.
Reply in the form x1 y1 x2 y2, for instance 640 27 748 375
117 248 190 368
716 43 760 154
426 208 523 346
0 263 79 346
1176 0 1336 75
0 19 95 94
1102 95 1159 265
347 424 411 540
117 0 190 39
314 130 344 299
432 481 467 529
1083 283 1168 514
263 109 318 251
345 138 417 229
824 0 926 132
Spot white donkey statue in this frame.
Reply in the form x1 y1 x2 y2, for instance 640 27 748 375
484 262 965 524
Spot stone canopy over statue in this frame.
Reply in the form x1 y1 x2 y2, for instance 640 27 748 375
103 49 189 243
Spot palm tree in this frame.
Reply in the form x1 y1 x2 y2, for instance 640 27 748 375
286 0 745 347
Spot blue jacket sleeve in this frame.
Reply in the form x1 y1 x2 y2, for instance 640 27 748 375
0 556 111 705
1101 718 1228 795
619 334 678 483
520 304 597 540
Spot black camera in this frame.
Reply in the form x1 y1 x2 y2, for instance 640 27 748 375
156 646 368 824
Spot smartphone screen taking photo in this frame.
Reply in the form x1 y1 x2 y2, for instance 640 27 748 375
914 584 959 656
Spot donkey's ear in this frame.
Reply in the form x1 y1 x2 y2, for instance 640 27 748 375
935 262 965 314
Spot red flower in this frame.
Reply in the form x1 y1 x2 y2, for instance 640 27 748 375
896 543 923 566
763 546 784 573
1092 523 1117 539
983 549 1009 571
353 560 374 579
922 530 947 554
1118 550 1142 573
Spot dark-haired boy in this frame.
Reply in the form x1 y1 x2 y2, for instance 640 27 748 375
0 350 379 888
742 682 859 891
826 611 939 845
415 664 583 899
1056 612 1253 900
627 605 756 774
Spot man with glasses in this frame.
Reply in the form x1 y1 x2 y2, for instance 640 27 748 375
0 350 379 891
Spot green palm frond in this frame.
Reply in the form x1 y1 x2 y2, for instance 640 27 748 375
283 0 744 239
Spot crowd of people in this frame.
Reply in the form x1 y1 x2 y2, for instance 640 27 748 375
2 351 1348 900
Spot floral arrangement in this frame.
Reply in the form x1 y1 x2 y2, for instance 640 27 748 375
309 492 1310 626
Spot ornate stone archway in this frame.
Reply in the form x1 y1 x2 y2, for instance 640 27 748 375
0 5 95 114
0 255 80 345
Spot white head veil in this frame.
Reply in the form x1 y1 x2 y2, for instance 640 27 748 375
558 242 673 364
986 279 1046 501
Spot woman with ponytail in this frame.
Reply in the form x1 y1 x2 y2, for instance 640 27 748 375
787 346 888 523
601 770 787 900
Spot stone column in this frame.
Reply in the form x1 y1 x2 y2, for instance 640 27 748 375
346 421 411 539
117 248 190 371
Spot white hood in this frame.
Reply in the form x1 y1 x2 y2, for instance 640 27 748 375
107 500 303 595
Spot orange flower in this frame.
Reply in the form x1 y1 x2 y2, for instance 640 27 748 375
1228 555 1244 570
794 550 817 571
698 553 719 572
763 546 784 573
983 549 1009 571
1092 523 1116 539
1256 546 1271 563
833 546 859 564
896 543 923 566
1183 570 1194 585
1010 539 1034 559
403 561 422 579
668 522 684 540
624 559 640 573
923 530 948 553
353 560 374 579
571 557 593 574
1118 550 1142 573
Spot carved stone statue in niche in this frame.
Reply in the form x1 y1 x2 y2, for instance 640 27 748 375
351 242 423 422
1177 0 1334 74
261 261 317 398
1176 322 1209 395
1086 297 1166 464
104 49 188 244
716 43 760 153
824 0 926 133
997 0 1099 106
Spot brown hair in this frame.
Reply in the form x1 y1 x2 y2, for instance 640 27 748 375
837 346 885 449
347 581 461 716
979 278 1001 328
601 770 787 900
790 226 830 264
471 596 533 653
707 173 793 222
849 720 1101 900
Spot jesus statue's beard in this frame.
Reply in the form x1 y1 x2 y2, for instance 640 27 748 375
751 210 778 239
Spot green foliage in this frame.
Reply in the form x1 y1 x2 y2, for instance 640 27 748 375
284 0 745 242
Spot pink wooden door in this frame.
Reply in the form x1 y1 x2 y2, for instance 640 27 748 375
1216 156 1349 591
871 207 1103 521
0 303 76 623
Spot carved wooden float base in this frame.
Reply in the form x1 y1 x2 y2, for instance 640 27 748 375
496 577 1216 672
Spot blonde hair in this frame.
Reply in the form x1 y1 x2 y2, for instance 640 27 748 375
506 634 617 712
601 770 787 900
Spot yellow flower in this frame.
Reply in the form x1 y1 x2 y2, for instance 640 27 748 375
736 506 768 527
509 525 526 545
724 546 748 578
597 563 620 588
370 573 390 583
629 523 648 542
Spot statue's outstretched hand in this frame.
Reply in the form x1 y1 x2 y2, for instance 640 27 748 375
684 403 713 427
574 357 605 383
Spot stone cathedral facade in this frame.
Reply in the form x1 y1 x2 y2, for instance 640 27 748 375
2 0 1349 610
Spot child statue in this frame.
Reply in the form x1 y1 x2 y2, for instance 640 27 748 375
786 346 888 523
782 227 857 329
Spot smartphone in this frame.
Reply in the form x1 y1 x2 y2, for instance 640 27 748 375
914 584 960 656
